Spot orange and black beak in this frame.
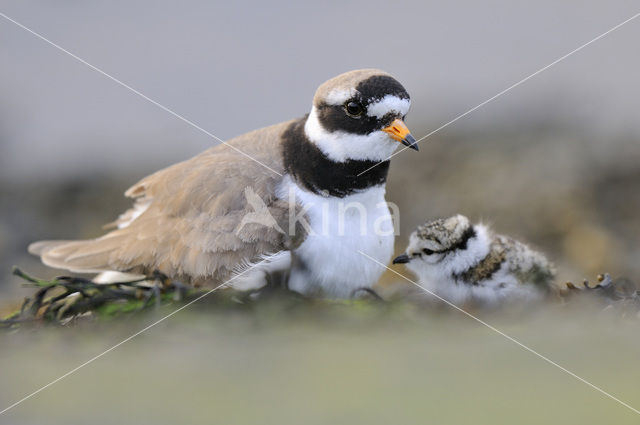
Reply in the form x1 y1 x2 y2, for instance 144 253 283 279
382 118 419 151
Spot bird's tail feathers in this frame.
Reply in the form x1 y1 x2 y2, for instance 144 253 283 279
28 237 127 274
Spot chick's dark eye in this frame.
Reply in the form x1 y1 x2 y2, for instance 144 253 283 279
422 248 435 255
345 101 364 117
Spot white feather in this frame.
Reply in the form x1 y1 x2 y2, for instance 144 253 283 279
277 176 395 299
325 88 358 105
228 251 292 291
117 200 151 229
304 106 399 162
93 271 146 284
366 95 410 119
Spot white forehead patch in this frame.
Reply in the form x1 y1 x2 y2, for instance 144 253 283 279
325 88 358 105
366 95 410 119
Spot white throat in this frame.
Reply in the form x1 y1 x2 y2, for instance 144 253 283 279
303 106 400 163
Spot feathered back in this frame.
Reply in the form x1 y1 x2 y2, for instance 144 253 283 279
30 120 308 285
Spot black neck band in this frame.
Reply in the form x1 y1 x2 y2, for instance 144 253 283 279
281 117 390 198
436 226 477 254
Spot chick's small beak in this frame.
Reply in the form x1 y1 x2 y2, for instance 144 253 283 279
382 118 419 151
393 253 410 264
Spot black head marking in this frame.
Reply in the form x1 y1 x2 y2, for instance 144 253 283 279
316 75 409 135
316 103 383 135
421 225 477 256
448 226 477 252
355 75 409 101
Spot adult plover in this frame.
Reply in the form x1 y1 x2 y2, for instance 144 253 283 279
30 69 418 299
393 215 555 305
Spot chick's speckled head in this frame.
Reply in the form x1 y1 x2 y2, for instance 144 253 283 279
395 215 475 265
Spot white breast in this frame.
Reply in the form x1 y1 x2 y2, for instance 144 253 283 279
278 176 395 298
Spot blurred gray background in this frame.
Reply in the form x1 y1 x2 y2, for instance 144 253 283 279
2 3 640 424
1 0 639 298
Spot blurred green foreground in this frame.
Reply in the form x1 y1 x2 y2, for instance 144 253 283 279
1 291 639 425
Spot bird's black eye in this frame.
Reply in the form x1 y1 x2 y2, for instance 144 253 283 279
422 248 435 255
344 100 364 117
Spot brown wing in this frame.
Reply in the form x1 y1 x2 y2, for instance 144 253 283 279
29 120 305 285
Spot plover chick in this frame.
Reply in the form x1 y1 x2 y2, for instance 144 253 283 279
393 215 555 306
